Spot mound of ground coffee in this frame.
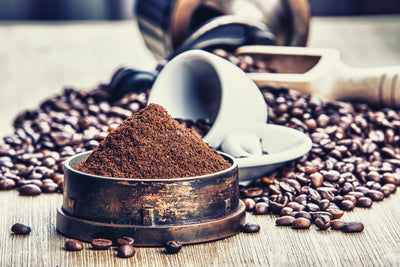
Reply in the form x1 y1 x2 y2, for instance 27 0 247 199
75 103 231 179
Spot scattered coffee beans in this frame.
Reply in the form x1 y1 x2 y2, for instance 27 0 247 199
117 244 136 258
65 239 84 251
91 238 113 250
116 236 135 246
11 223 31 235
164 240 183 254
243 223 261 233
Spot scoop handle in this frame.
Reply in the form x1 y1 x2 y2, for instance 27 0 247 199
333 66 400 107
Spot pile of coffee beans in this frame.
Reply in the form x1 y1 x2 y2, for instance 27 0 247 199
238 85 400 232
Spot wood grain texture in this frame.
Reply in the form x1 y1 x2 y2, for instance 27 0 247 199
1 16 400 266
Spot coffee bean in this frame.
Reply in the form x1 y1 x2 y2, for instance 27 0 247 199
0 178 16 190
116 236 135 246
65 239 83 251
341 221 364 233
11 223 31 235
382 173 399 185
243 223 261 233
310 211 333 221
328 209 344 219
356 197 373 208
365 190 385 201
91 238 112 250
254 202 269 215
318 199 330 211
117 244 136 258
314 216 331 230
244 198 256 211
243 187 263 198
41 182 58 193
279 206 294 216
292 217 311 229
164 240 182 254
310 172 323 188
305 203 320 212
276 216 295 226
19 184 41 196
269 201 285 214
294 211 312 221
380 184 396 197
331 219 346 230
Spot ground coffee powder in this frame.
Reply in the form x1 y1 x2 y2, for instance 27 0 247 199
75 103 231 179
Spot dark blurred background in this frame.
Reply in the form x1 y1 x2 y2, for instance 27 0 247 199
0 0 399 20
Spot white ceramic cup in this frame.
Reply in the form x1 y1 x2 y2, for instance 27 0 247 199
148 50 267 149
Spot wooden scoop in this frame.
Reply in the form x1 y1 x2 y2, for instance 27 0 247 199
236 45 400 107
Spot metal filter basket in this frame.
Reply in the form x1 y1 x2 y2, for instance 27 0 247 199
56 151 246 246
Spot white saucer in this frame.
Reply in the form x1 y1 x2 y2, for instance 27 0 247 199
232 124 312 183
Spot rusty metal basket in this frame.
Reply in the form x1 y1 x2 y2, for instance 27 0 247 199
56 151 246 246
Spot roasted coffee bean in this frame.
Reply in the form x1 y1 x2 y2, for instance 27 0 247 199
164 240 182 254
65 239 83 251
305 203 320 212
327 209 344 219
0 178 16 190
365 190 385 201
244 198 256 211
366 171 381 182
292 217 311 229
19 184 41 196
331 219 346 230
243 223 261 233
243 187 263 198
382 172 399 185
276 216 295 226
116 236 135 246
269 201 285 214
314 216 331 230
41 182 58 193
341 221 364 233
279 207 294 216
310 172 323 188
380 184 396 197
318 199 330 211
356 197 373 208
117 244 136 258
343 195 357 205
11 223 31 235
294 194 307 205
287 201 305 212
310 211 333 221
91 238 113 250
254 202 269 215
294 211 312 221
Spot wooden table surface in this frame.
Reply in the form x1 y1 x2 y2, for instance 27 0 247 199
1 16 400 266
